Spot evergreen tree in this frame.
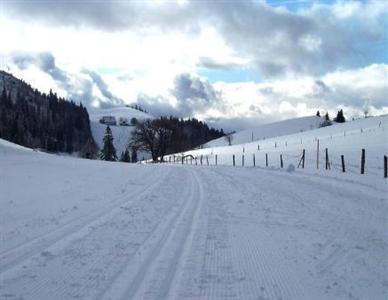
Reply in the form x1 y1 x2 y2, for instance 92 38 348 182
316 110 320 117
120 149 130 162
334 109 346 123
100 126 117 161
320 112 332 127
0 71 95 153
131 147 138 163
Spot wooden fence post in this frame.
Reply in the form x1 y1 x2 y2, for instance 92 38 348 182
341 155 346 172
325 148 330 170
384 155 387 178
242 155 244 167
265 153 268 167
298 149 305 168
361 149 365 174
206 156 209 166
215 155 218 166
253 154 256 167
316 139 320 169
233 154 235 166
280 154 283 168
195 157 197 165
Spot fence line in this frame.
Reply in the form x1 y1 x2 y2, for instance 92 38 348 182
163 148 388 178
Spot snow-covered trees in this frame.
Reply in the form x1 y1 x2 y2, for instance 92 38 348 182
100 126 117 161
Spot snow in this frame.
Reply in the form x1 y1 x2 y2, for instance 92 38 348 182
89 106 153 157
180 115 388 178
0 114 387 300
203 116 324 148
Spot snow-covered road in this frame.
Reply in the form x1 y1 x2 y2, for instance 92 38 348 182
0 145 387 300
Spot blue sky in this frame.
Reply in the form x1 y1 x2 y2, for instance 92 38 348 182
198 68 261 84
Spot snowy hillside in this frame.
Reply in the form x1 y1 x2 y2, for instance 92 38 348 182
0 136 387 300
178 115 388 178
89 106 153 156
204 115 324 147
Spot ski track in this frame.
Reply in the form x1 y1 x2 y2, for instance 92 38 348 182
1 164 386 300
0 169 169 274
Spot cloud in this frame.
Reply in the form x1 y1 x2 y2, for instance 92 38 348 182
2 0 387 133
9 52 124 108
137 64 388 126
11 52 71 90
82 70 123 107
136 94 179 117
136 73 223 118
197 57 241 71
3 0 386 78
5 50 388 130
2 1 198 33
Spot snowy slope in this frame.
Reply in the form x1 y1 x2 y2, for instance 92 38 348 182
204 115 324 147
89 106 153 157
177 115 388 178
0 137 387 299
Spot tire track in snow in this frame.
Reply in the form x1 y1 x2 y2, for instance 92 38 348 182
0 168 171 275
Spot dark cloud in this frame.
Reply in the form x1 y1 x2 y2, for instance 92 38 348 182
2 0 199 33
11 52 123 108
172 73 222 116
12 52 71 89
197 57 241 71
82 70 123 107
135 73 225 118
313 80 330 95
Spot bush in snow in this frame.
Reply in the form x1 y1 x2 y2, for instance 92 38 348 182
286 164 295 173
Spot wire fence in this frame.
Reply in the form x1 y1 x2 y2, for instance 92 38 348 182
163 148 387 179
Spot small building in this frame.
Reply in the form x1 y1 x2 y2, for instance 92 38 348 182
99 116 116 126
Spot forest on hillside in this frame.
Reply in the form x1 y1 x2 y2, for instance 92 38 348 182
0 73 96 155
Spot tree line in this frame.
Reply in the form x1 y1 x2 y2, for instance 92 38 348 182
317 109 346 127
100 116 225 162
0 86 96 155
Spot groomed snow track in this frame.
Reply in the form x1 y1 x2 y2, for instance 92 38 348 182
1 160 387 300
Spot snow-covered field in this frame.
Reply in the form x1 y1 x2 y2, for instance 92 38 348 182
0 124 387 299
204 116 323 148
179 115 388 179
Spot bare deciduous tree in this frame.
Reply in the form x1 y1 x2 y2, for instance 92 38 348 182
130 118 172 162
